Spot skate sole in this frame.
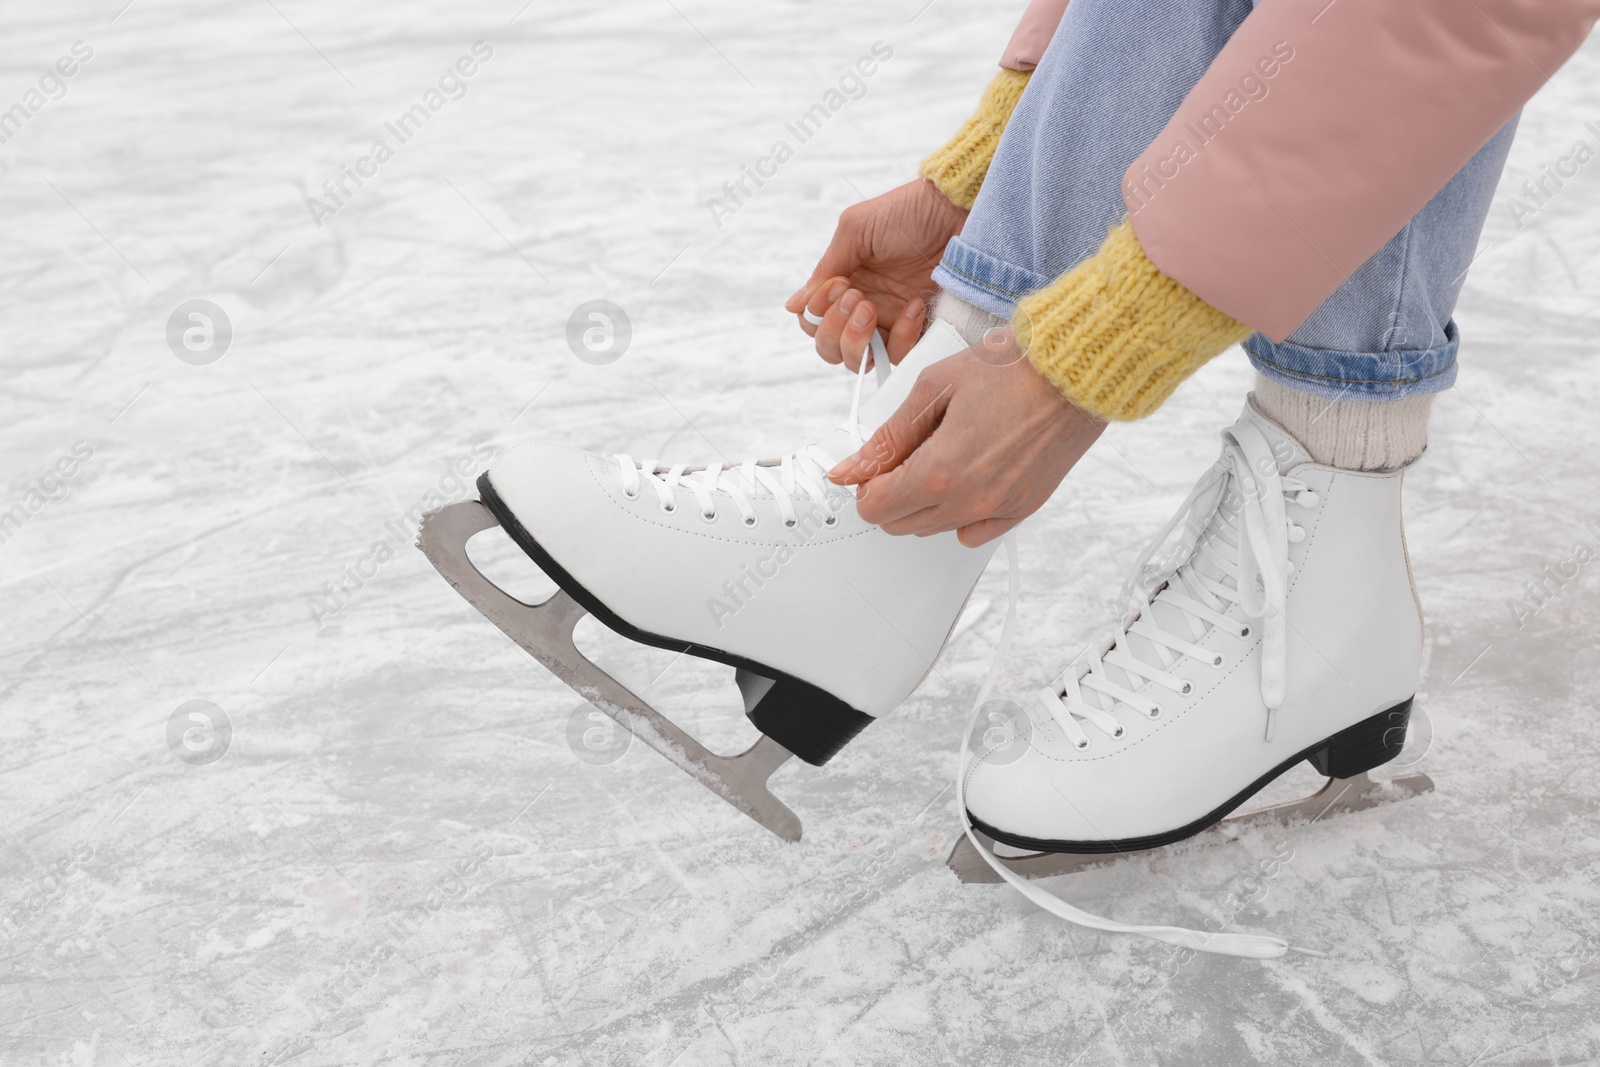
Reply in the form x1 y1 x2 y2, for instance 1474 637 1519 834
966 699 1417 856
476 473 874 766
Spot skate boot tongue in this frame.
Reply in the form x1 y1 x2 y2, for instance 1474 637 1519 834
1061 401 1320 741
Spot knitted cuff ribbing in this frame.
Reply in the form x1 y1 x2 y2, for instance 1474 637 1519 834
1253 375 1435 471
1013 220 1253 422
918 69 1031 211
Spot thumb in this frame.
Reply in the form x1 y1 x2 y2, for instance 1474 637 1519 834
828 376 949 486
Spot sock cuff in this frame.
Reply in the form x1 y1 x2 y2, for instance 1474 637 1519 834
919 68 1031 211
934 291 1007 348
1253 374 1434 471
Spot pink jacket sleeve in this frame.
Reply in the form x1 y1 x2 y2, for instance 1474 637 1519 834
1001 0 1071 71
1126 0 1600 341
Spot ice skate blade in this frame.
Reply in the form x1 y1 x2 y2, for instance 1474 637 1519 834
418 500 802 842
947 770 1434 883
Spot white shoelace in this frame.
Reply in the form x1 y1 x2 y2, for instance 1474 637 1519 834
958 418 1321 959
1048 415 1314 746
613 326 889 527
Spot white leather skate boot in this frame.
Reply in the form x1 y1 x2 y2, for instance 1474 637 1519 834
960 397 1422 952
475 320 994 769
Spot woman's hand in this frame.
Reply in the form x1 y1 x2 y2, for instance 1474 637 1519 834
828 329 1105 547
785 178 968 372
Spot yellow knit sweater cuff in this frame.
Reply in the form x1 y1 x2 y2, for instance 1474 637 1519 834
1014 220 1253 421
918 68 1031 210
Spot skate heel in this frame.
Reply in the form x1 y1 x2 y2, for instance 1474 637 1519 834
1306 698 1413 779
742 672 874 767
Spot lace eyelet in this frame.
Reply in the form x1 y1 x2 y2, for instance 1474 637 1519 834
1147 705 1162 719
823 515 839 527
1074 738 1090 751
1238 625 1252 639
1111 725 1126 740
742 515 758 528
700 510 717 523
783 518 797 529
660 501 677 515
1180 681 1193 696
1211 654 1224 668
622 488 639 501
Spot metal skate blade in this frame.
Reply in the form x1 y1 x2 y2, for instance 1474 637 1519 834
418 500 802 842
947 770 1435 883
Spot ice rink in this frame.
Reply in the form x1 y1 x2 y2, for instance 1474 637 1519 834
4 0 1600 1063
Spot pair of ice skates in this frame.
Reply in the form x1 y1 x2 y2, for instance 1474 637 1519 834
418 321 1432 957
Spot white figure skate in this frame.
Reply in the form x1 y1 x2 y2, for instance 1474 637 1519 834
419 320 995 841
951 398 1434 957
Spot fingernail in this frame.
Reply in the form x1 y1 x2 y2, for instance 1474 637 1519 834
850 303 873 328
828 457 855 482
827 279 848 303
902 298 924 320
786 287 806 309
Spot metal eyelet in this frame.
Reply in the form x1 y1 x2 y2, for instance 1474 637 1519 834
742 515 758 528
1238 625 1251 639
1180 681 1193 695
1147 705 1162 719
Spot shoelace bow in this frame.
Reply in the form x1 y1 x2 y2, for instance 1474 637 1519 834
613 328 890 526
960 418 1322 959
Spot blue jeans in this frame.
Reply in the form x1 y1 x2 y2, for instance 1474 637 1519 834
930 0 1517 401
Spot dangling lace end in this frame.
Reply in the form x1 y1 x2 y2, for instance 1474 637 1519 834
1287 943 1329 957
1263 706 1276 743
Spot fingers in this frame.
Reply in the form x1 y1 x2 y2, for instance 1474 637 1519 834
830 373 950 488
838 297 879 373
814 288 870 367
884 298 925 364
956 516 1022 547
796 277 849 349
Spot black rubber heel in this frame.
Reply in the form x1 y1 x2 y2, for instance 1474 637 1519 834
1306 698 1414 779
746 677 873 767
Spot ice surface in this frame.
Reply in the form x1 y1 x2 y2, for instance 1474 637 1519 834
3 1 1600 1064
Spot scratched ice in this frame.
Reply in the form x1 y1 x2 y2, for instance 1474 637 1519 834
3 1 1598 1064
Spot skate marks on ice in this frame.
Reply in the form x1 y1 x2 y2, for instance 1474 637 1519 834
946 770 1435 882
416 499 803 841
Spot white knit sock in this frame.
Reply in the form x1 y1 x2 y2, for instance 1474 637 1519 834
935 291 1007 348
1253 374 1435 471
